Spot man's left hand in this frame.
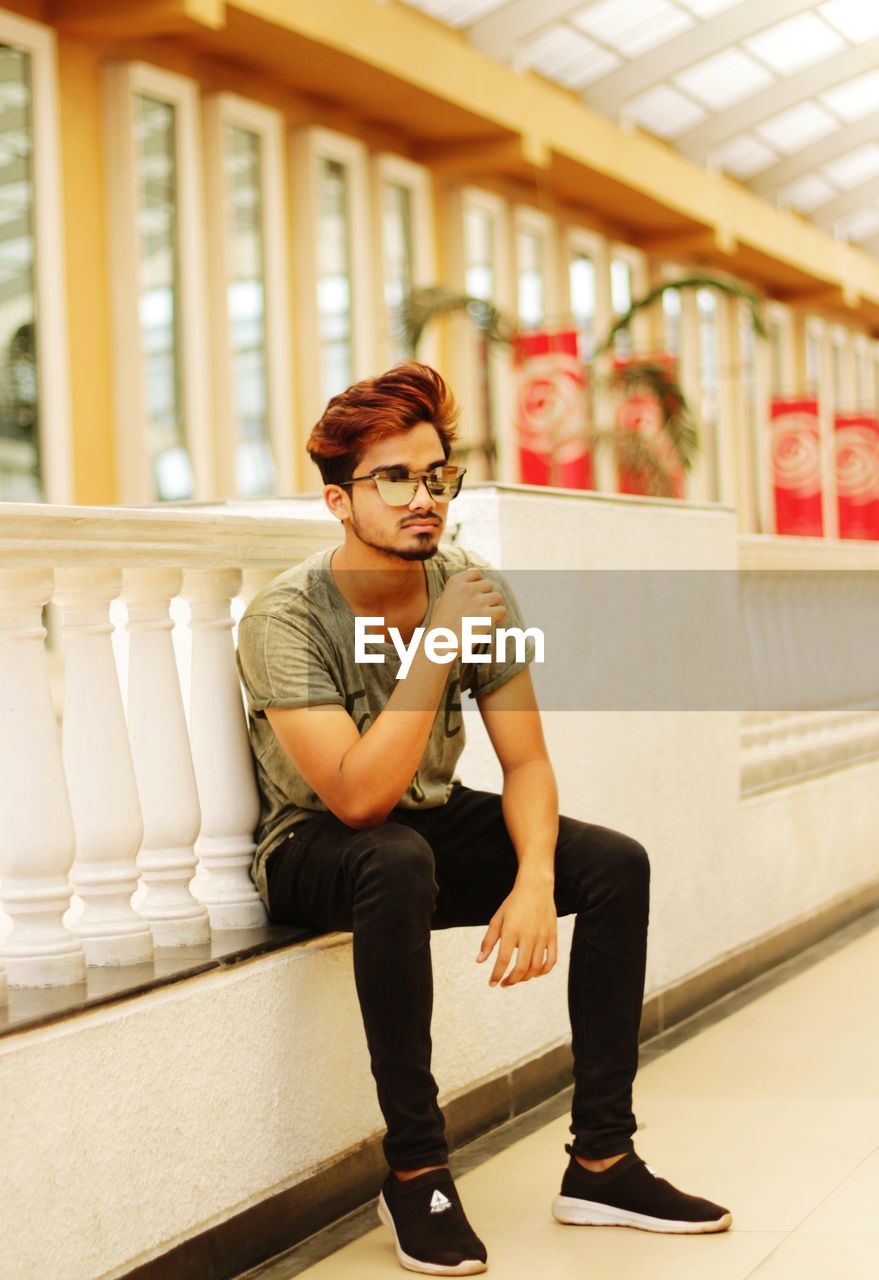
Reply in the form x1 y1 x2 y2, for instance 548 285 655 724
477 880 558 987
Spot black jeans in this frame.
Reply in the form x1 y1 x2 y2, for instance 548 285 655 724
266 781 650 1171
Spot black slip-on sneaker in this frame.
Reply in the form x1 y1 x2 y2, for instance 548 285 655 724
552 1146 732 1234
378 1167 488 1275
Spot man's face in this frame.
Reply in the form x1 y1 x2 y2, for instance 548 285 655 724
332 422 450 562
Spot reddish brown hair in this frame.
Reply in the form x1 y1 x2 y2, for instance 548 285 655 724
306 362 460 486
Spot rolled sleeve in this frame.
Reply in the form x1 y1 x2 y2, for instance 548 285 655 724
235 612 344 718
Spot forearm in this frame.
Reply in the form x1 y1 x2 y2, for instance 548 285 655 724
500 758 559 886
338 648 451 823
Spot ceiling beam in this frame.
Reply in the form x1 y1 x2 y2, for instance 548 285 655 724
467 0 600 63
413 133 549 173
639 225 737 257
809 177 879 229
750 111 879 200
50 0 226 39
676 38 879 160
585 0 807 117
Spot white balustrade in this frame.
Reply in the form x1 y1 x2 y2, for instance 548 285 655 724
55 568 153 966
185 569 266 930
124 568 211 947
0 569 86 987
738 538 879 795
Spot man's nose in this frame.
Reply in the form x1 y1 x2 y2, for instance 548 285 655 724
408 477 439 511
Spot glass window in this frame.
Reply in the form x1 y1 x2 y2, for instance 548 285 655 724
805 328 820 393
662 288 682 358
831 341 843 406
610 257 633 355
855 346 869 408
0 46 40 502
223 123 276 498
382 181 414 364
464 206 494 301
768 320 784 393
516 227 544 327
739 300 763 531
569 250 596 360
698 288 719 498
135 94 193 501
317 157 353 401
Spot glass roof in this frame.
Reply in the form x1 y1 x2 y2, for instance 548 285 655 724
400 0 879 255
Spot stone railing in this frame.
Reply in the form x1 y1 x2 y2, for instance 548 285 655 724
0 502 338 995
737 535 879 795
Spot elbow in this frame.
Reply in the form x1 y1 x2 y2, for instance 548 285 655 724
333 797 394 830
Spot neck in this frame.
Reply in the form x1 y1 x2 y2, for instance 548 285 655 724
331 535 428 610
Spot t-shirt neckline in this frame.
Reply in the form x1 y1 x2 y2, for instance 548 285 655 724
321 545 439 651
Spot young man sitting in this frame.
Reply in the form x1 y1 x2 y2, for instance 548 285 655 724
235 362 732 1276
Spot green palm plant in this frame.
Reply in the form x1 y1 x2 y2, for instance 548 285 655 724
394 274 765 496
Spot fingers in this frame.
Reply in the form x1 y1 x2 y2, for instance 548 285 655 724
477 918 501 963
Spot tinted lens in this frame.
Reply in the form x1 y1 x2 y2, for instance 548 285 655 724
373 468 463 505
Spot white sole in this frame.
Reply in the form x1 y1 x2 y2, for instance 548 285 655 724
552 1194 732 1234
377 1192 488 1275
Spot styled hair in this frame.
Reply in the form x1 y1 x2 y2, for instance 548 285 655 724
306 362 460 486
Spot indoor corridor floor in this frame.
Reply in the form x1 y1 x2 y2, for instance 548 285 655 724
247 910 879 1280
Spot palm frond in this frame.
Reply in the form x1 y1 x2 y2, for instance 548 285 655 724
595 273 766 357
601 360 700 469
394 286 513 356
588 427 679 498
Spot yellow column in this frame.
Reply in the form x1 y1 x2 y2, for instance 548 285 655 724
56 35 117 505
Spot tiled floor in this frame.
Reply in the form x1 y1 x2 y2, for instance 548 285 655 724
253 915 879 1279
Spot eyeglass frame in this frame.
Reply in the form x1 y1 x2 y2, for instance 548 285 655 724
337 464 467 506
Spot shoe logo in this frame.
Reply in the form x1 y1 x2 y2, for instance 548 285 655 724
430 1189 452 1214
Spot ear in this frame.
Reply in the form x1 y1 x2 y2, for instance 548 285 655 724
324 484 351 523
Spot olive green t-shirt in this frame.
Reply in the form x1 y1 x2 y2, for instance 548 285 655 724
235 543 535 909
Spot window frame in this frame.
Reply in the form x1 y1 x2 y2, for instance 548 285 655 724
372 152 437 370
0 9 71 504
566 226 608 363
202 92 294 497
103 60 213 503
513 204 558 330
291 126 373 430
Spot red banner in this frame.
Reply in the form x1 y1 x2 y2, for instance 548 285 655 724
512 330 592 489
835 413 879 540
613 354 684 499
770 397 823 537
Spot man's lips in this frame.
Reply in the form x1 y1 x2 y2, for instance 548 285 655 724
403 520 440 530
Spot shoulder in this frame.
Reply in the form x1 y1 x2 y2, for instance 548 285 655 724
240 545 334 628
432 543 494 582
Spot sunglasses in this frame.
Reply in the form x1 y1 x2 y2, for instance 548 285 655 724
340 465 466 507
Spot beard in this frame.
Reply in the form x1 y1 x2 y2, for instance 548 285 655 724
349 507 441 561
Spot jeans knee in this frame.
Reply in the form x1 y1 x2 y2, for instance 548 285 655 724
358 825 437 908
616 834 649 896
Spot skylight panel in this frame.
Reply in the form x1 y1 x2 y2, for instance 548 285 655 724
745 13 846 76
572 0 694 58
409 0 508 26
625 84 706 139
820 0 879 43
674 47 774 111
821 71 879 122
823 144 879 190
679 0 745 15
834 208 879 241
710 135 777 179
756 101 839 154
518 27 621 89
778 174 838 212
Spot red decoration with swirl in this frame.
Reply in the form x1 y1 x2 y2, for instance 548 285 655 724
835 413 879 541
770 397 823 536
512 330 592 489
612 353 684 499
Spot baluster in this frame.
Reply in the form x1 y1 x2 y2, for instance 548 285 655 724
55 569 154 965
184 569 266 930
124 569 210 946
0 569 86 986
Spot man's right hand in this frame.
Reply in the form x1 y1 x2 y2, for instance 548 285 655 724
432 568 506 642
